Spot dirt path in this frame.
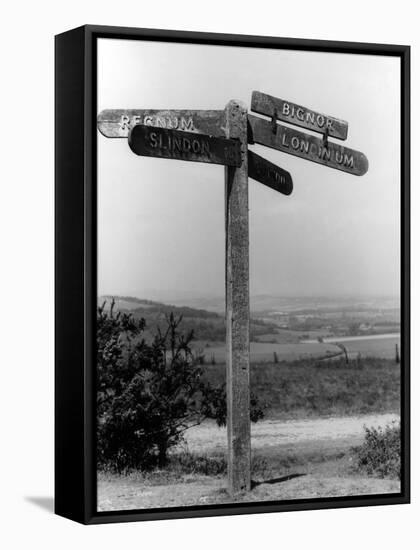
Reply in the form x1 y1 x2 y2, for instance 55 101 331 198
98 413 400 511
184 413 399 453
98 475 399 511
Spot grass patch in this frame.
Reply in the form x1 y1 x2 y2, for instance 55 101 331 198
169 452 227 476
157 452 272 478
98 444 354 486
202 357 400 419
98 452 272 483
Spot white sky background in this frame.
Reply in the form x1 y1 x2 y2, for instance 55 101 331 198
97 38 400 301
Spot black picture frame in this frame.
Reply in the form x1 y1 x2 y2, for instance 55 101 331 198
55 24 410 525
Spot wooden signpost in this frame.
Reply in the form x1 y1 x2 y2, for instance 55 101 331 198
97 90 368 497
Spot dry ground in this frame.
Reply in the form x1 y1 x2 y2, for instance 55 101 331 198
98 413 400 511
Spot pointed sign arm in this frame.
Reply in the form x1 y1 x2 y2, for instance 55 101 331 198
248 150 293 195
128 125 242 167
247 114 368 176
251 91 349 141
98 109 226 138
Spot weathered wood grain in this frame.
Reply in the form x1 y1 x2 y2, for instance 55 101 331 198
248 150 293 195
248 114 368 176
224 100 251 494
128 125 241 167
97 109 226 138
251 91 348 141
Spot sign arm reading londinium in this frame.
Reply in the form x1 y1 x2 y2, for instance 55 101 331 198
247 114 368 176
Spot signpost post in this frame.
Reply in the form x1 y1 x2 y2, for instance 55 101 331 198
224 100 251 493
97 90 368 498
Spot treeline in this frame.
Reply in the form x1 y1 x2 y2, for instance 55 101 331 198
102 295 220 319
103 297 278 342
132 304 220 319
135 314 278 342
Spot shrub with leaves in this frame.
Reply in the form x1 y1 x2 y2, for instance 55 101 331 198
354 422 400 479
200 385 266 427
97 300 266 472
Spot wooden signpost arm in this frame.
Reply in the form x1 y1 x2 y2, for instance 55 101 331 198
224 100 251 494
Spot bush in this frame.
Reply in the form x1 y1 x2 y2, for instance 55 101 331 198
97 302 197 471
354 422 400 479
97 300 266 472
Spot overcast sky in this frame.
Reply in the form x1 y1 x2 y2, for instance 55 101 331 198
97 38 400 301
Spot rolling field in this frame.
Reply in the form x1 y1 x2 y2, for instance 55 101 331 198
335 335 400 358
203 357 400 419
196 334 400 363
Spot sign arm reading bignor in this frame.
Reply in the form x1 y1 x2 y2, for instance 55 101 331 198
251 91 349 141
247 114 368 176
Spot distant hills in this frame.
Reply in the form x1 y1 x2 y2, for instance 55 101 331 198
128 293 400 314
99 295 219 318
98 295 278 343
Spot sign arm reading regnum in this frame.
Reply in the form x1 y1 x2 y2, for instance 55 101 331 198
97 90 368 498
97 109 226 138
